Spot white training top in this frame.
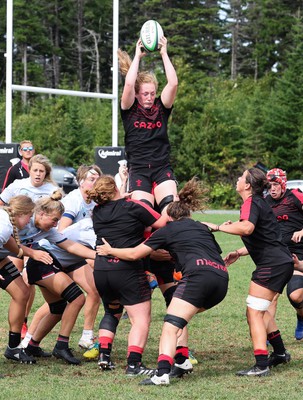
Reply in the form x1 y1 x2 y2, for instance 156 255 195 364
0 177 58 204
39 218 96 267
0 209 13 250
17 214 67 247
61 188 95 224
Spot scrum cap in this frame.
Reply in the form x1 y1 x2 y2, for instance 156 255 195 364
266 168 287 193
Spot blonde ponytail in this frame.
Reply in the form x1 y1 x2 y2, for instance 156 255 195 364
3 195 35 246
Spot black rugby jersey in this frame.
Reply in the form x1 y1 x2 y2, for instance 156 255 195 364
240 195 292 267
2 160 29 190
93 198 160 271
144 218 228 277
266 189 303 257
121 97 172 166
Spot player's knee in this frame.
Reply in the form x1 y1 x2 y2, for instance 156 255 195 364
49 299 67 315
287 291 303 309
103 302 124 316
61 282 84 304
287 276 303 308
164 313 188 329
99 312 120 333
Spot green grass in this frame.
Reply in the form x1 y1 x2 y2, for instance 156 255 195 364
1 212 303 399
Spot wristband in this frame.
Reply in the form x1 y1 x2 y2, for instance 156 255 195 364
17 247 24 259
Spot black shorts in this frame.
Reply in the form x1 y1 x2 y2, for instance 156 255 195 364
149 259 175 285
287 274 303 296
173 270 229 309
61 260 87 274
252 262 294 293
0 260 21 290
26 248 63 285
128 163 176 194
93 268 151 306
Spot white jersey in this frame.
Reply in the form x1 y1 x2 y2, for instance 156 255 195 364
0 209 14 258
18 214 67 247
39 218 96 267
61 188 95 224
0 177 58 204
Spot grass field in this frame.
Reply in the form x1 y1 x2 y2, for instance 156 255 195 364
1 212 303 400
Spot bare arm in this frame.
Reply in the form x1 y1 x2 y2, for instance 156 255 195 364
57 216 73 232
4 236 53 264
97 238 152 261
121 39 146 110
293 253 303 272
224 247 249 267
22 245 54 264
292 229 303 243
57 239 96 260
151 212 169 229
202 220 255 236
160 36 178 108
150 249 172 262
118 164 129 197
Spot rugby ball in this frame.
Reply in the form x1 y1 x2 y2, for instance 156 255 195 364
140 20 164 52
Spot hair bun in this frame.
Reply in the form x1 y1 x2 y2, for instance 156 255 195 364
50 189 63 201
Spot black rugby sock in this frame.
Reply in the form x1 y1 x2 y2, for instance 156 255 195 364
267 330 286 355
8 331 21 348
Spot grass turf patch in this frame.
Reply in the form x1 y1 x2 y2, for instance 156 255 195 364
0 212 302 399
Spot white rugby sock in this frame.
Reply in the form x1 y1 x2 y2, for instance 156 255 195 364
81 329 93 339
21 332 32 348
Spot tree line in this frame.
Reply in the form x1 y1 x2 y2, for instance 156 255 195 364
1 0 303 207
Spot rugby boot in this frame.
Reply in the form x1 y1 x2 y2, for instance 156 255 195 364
126 362 155 376
26 344 52 358
52 346 81 365
139 373 170 386
4 346 36 364
295 318 303 340
268 350 291 368
170 358 193 378
236 365 270 377
98 352 115 371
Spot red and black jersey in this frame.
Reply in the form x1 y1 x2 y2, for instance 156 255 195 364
2 160 29 190
121 97 172 167
144 218 228 278
265 189 303 257
93 198 160 271
240 195 293 267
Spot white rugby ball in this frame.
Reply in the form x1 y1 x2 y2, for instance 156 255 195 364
140 20 164 52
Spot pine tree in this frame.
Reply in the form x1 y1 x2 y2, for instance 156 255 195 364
262 16 303 176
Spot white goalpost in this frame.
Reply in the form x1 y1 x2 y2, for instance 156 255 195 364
5 0 119 146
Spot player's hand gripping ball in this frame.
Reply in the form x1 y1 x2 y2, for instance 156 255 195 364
140 20 164 52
